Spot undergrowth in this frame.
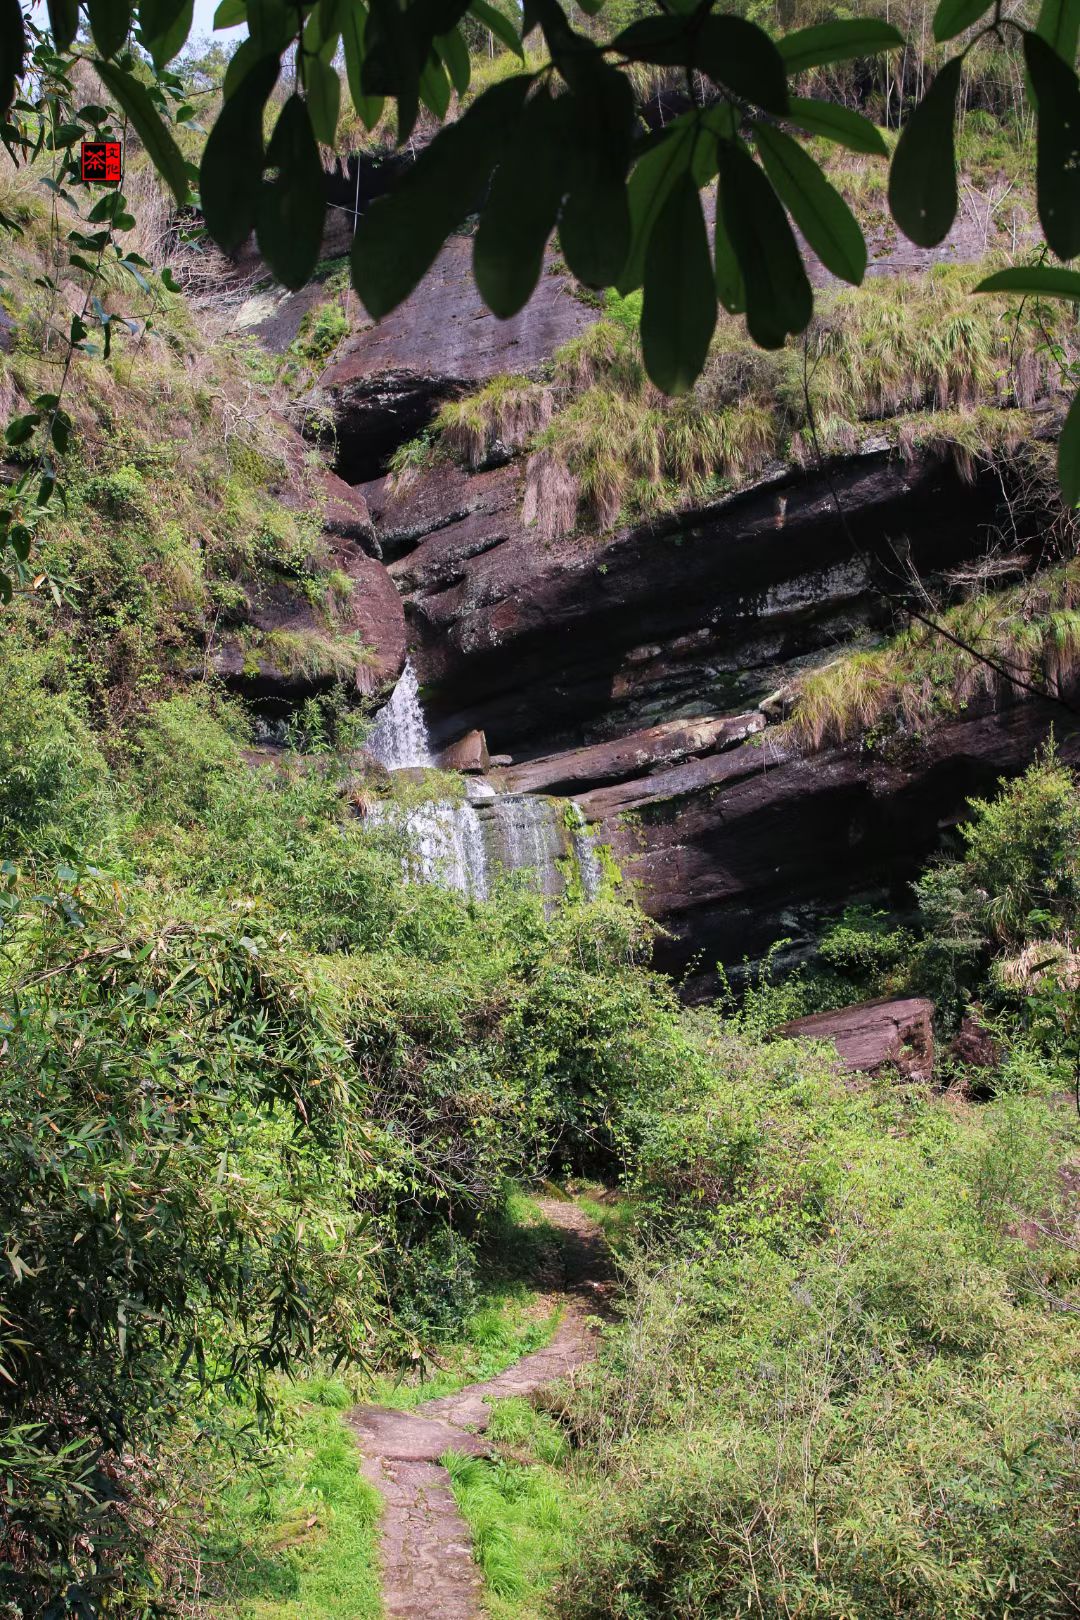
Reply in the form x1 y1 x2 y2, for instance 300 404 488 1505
200 1380 382 1620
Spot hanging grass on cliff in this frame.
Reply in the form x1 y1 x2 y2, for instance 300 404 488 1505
391 259 1073 541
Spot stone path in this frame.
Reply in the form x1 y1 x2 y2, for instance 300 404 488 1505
348 1198 611 1620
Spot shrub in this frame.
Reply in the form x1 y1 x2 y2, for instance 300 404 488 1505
561 1024 1080 1620
0 650 115 860
130 689 248 822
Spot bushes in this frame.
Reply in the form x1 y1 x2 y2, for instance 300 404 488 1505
560 1026 1080 1620
0 649 116 860
0 864 376 1614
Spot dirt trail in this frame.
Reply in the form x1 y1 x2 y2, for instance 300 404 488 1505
348 1198 611 1620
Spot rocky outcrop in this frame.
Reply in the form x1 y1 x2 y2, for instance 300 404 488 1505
779 997 936 1082
585 692 1080 992
290 208 1064 994
321 244 596 485
380 445 1027 760
495 711 765 795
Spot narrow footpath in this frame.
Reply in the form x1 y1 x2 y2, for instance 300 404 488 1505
348 1199 611 1620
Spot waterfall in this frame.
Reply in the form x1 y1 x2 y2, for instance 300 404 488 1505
367 660 433 769
398 800 489 899
484 794 565 898
364 664 602 902
567 803 603 900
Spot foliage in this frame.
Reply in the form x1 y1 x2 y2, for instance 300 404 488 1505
0 860 373 1614
787 559 1080 752
200 1378 383 1620
916 743 1080 1010
559 1024 1080 1620
11 0 1080 508
0 624 691 1611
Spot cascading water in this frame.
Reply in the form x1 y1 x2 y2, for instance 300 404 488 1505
567 803 603 900
366 661 488 896
365 662 601 901
367 659 433 769
486 794 566 898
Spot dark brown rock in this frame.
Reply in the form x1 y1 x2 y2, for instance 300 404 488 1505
779 997 936 1082
319 241 597 484
396 447 1031 760
581 694 1080 994
501 712 765 796
950 1011 1003 1072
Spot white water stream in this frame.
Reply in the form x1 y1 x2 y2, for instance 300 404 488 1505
365 661 601 901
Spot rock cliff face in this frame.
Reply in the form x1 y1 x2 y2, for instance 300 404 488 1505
289 211 1070 992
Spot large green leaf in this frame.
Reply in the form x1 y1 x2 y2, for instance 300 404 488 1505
888 56 961 247
1059 384 1080 504
778 18 903 74
46 0 78 51
697 16 788 114
1037 0 1080 68
95 60 190 204
435 25 470 95
363 0 471 140
714 197 745 316
352 73 531 318
362 0 420 140
1027 31 1080 259
88 0 131 58
256 94 326 289
641 171 716 395
718 138 812 348
616 115 696 295
468 0 522 57
786 97 888 156
305 52 341 145
139 0 194 67
754 121 866 284
559 65 634 287
932 0 990 43
0 0 26 120
614 14 787 113
419 52 451 118
213 0 245 23
224 26 290 97
977 264 1080 297
247 0 290 55
474 87 569 318
199 52 278 250
341 1 384 129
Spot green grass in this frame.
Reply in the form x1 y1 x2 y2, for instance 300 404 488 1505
203 1379 383 1620
785 559 1080 752
407 256 1074 540
203 1193 573 1616
444 1406 583 1620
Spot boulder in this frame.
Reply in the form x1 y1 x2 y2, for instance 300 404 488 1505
501 712 765 796
779 997 936 1082
438 729 490 772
